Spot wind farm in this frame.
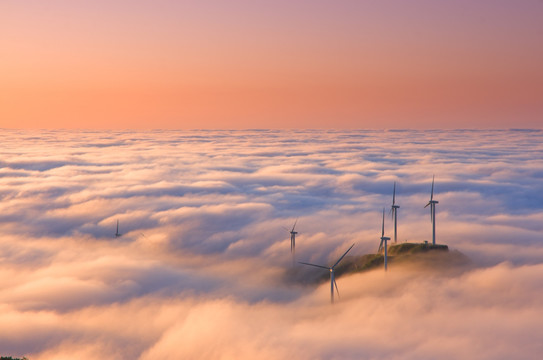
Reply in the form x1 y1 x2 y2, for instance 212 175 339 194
291 176 454 299
1 129 541 360
2 0 542 357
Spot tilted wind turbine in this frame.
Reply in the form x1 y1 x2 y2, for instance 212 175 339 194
299 243 355 304
390 181 400 243
424 175 439 245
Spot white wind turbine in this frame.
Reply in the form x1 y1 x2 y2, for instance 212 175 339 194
115 219 122 237
378 208 391 271
424 175 439 245
390 181 400 243
299 243 355 304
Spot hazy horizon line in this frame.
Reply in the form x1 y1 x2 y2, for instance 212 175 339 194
1 127 542 132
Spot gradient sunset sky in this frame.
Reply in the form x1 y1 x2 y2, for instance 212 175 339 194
1 0 542 129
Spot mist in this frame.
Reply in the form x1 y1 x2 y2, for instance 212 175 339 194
1 129 542 359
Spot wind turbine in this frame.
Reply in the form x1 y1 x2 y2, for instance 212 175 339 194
299 243 355 304
424 175 439 245
283 219 298 265
378 208 391 271
115 220 122 237
290 219 298 264
390 181 400 243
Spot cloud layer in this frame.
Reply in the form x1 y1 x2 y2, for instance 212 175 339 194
1 129 542 359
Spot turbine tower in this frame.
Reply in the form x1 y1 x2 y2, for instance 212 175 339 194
379 208 391 271
115 220 122 237
391 181 400 243
289 219 298 265
299 243 355 304
424 175 439 245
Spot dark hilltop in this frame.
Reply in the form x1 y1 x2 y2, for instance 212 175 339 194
287 242 472 285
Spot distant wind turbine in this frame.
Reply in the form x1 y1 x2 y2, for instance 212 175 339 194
424 175 439 245
283 218 298 265
390 181 400 243
299 243 355 304
379 208 391 271
115 220 122 237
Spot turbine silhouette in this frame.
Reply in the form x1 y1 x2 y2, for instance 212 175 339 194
379 208 391 271
115 220 122 238
424 175 439 245
283 218 298 265
299 243 355 304
390 181 400 243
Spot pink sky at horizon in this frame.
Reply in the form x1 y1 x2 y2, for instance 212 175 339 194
1 0 542 129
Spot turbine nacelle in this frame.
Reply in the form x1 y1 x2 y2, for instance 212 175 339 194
391 205 400 218
378 236 390 252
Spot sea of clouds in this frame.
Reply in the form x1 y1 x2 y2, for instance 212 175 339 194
1 129 542 359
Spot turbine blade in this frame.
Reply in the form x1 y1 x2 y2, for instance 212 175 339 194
392 181 396 205
424 202 431 208
378 238 384 252
381 208 385 238
332 243 355 269
430 175 435 201
334 279 340 299
292 218 298 232
298 262 329 270
282 226 290 232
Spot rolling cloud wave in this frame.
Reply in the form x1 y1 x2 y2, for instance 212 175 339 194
1 129 542 359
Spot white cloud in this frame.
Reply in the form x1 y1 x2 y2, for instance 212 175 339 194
0 129 542 359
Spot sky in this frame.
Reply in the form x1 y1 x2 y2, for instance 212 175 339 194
1 129 543 359
1 0 542 129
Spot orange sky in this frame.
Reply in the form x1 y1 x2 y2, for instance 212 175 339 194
1 1 542 129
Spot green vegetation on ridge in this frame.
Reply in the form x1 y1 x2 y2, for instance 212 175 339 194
290 242 471 284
